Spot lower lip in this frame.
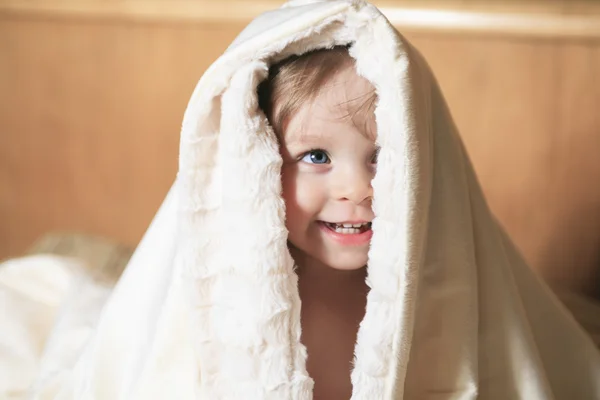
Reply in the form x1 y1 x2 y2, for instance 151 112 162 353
318 222 373 246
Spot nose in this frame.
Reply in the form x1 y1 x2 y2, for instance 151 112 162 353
331 164 374 205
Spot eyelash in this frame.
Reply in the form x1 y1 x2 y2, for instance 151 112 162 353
371 147 380 164
299 148 380 165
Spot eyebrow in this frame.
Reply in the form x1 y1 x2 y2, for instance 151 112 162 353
283 131 328 147
281 113 326 144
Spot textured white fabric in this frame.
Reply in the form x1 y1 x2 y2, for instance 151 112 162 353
1 0 599 398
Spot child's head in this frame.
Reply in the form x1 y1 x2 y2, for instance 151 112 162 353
258 46 378 272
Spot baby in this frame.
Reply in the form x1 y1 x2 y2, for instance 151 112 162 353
1 1 598 399
258 46 378 399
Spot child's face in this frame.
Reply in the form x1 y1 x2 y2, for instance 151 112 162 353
279 64 377 271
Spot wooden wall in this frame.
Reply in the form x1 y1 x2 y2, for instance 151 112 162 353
1 0 600 295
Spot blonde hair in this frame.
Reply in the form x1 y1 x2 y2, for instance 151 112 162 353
257 45 376 136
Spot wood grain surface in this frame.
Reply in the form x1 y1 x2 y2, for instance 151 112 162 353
1 0 599 295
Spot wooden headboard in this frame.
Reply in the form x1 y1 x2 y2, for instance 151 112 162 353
2 0 600 295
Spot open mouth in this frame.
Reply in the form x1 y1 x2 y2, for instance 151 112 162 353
321 221 372 235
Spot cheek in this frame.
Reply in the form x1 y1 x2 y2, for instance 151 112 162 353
281 167 325 229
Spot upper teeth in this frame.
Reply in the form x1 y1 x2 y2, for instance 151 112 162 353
339 223 368 228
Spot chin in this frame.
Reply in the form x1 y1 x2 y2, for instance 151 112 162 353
322 253 369 271
287 237 370 272
328 263 367 272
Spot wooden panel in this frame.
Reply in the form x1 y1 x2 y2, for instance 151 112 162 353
1 0 599 296
2 0 600 39
0 18 244 257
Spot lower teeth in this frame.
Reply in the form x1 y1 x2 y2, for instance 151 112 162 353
335 227 360 234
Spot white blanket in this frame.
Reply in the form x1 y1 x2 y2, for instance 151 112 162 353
1 0 599 398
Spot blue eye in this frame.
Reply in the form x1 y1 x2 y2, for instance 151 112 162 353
301 150 330 164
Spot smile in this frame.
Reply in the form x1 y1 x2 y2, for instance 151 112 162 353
318 221 373 246
323 221 371 234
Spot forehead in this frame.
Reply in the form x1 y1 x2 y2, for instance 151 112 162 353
283 64 377 143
